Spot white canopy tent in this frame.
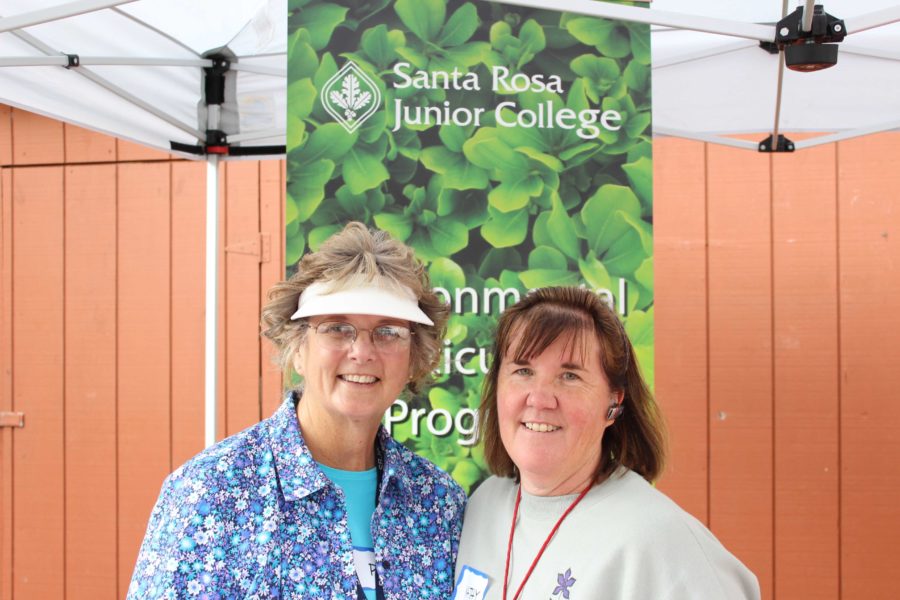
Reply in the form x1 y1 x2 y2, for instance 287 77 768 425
1 0 897 446
0 0 287 448
503 0 900 151
650 0 900 151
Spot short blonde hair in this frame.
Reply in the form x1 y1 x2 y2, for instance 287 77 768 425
480 286 667 483
260 222 448 394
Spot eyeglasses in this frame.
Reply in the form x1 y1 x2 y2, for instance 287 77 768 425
309 321 413 353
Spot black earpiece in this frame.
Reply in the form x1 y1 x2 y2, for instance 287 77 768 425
606 403 624 420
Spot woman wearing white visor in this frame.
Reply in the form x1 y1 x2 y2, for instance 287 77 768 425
128 222 465 600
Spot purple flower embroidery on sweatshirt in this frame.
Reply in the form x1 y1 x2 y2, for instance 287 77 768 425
553 568 576 598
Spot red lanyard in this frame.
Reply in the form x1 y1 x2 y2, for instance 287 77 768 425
502 483 592 600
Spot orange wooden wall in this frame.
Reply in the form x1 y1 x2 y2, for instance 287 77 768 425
0 106 285 600
655 135 900 600
1 105 899 599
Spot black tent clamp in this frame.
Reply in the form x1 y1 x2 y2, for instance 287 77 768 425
774 4 846 72
758 134 795 153
757 4 846 153
170 53 285 157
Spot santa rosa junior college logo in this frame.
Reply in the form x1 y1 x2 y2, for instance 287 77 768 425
321 61 382 133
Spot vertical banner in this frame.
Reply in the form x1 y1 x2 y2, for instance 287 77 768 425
287 0 652 493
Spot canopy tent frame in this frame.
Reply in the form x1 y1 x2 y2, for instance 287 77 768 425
494 0 900 152
1 0 897 447
1 0 286 447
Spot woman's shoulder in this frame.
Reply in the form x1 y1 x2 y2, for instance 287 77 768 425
380 432 467 508
169 418 270 487
588 468 760 598
128 416 282 599
588 468 703 530
470 475 517 500
464 475 516 518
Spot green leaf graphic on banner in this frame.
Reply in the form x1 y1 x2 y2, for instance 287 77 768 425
578 254 613 290
628 23 651 66
528 246 567 270
478 248 523 277
343 146 390 193
517 19 546 68
622 155 652 209
288 78 317 122
295 3 348 50
566 18 630 58
430 386 461 413
287 116 306 156
438 2 479 47
309 224 342 250
286 228 306 266
570 54 621 103
373 212 413 241
428 219 469 256
436 124 466 153
603 212 651 276
298 123 357 164
361 25 406 68
482 206 527 248
452 461 482 493
626 307 654 387
462 128 527 178
395 0 445 42
532 210 552 249
288 30 319 82
581 184 641 250
519 268 579 288
421 146 489 190
547 195 580 259
430 257 466 289
488 174 542 212
624 60 650 94
289 159 334 221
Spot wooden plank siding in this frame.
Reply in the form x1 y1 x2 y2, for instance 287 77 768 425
1 105 900 599
64 164 118 600
654 138 710 524
0 107 285 600
771 143 840 600
836 135 900 600
12 165 66 600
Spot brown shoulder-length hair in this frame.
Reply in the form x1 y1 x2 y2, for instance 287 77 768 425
480 286 666 483
260 222 449 395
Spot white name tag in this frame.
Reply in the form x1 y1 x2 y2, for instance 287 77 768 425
353 547 377 590
452 565 491 600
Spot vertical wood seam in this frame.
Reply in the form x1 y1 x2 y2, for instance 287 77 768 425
834 141 843 600
10 169 14 599
223 163 228 437
62 164 68 600
114 161 121 597
6 167 15 600
168 162 174 474
257 162 263 422
703 141 711 527
768 152 776 600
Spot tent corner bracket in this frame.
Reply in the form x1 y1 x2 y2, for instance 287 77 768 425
758 134 795 153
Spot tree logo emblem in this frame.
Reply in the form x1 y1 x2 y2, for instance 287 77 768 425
321 61 381 134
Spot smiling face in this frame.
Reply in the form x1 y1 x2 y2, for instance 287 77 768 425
293 313 412 429
497 328 622 496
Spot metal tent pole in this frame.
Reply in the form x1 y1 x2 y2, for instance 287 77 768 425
205 151 220 448
204 92 223 448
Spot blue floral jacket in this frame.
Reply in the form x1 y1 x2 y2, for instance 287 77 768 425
127 393 466 599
